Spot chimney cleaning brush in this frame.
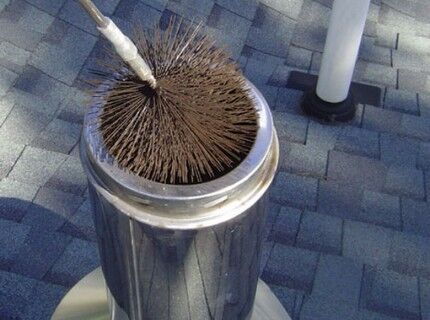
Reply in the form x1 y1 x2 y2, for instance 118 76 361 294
81 11 258 185
78 0 157 88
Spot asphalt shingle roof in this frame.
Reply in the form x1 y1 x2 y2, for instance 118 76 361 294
0 0 429 319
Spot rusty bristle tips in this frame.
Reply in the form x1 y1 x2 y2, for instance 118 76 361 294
88 19 258 185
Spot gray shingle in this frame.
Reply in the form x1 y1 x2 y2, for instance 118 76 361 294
426 170 430 202
0 0 54 34
298 0 330 26
421 279 430 320
286 45 313 69
367 2 380 21
415 0 430 23
296 211 342 254
351 104 364 127
282 143 328 178
392 50 430 73
273 112 308 144
139 0 168 11
29 19 97 85
381 0 416 17
30 118 81 154
8 146 68 186
215 0 259 20
0 19 43 51
327 150 387 191
343 220 392 267
270 285 303 318
0 219 30 269
241 45 285 65
380 133 419 167
260 0 303 20
260 240 275 273
10 229 72 280
25 0 66 15
402 199 430 238
359 190 401 229
13 65 72 115
166 0 214 21
389 232 430 279
255 83 278 107
310 51 322 72
383 165 425 200
0 40 30 73
318 180 363 219
0 91 14 125
45 155 86 196
59 0 121 36
237 54 247 70
0 139 24 179
379 4 422 34
306 121 341 150
384 88 419 115
21 186 84 231
0 64 17 96
262 244 319 292
4 88 61 121
59 198 96 242
375 24 397 49
334 126 379 159
0 270 38 319
300 295 359 320
264 201 281 240
363 266 420 320
269 65 297 87
21 281 67 320
418 142 430 170
271 206 301 245
291 22 326 52
113 0 163 28
359 42 391 66
246 4 295 57
244 55 279 85
270 172 318 210
0 104 51 145
363 105 403 135
360 62 397 87
206 5 252 59
44 238 99 287
419 93 430 118
0 178 39 221
312 255 362 305
175 0 215 14
274 87 304 114
398 69 430 94
57 90 87 124
395 112 430 141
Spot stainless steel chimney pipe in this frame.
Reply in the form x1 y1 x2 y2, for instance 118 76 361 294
79 80 279 320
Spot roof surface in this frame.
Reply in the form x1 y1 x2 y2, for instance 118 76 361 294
0 0 429 319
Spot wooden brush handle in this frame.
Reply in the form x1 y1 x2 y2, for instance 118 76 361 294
78 0 108 28
77 0 157 87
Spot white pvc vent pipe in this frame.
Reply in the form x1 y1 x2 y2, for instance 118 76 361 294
316 0 371 103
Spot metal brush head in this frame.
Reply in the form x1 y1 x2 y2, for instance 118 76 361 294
87 19 258 185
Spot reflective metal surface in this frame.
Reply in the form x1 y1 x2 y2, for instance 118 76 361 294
79 82 281 320
82 81 275 221
51 268 291 320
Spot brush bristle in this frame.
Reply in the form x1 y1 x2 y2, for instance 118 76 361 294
88 19 258 184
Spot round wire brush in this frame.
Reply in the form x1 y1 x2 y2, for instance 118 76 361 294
80 1 258 185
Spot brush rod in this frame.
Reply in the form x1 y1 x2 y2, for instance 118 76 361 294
79 0 108 28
